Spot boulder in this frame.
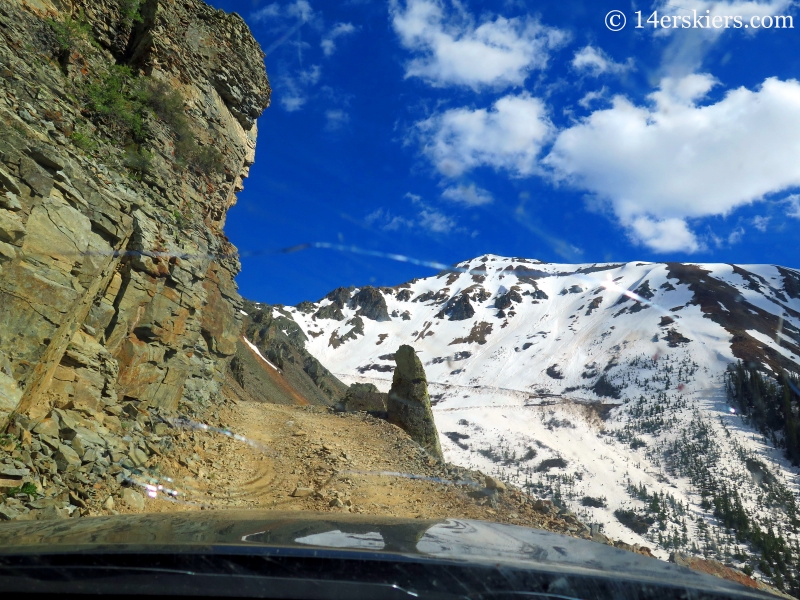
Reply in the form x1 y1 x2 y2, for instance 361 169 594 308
122 488 146 511
341 383 387 413
485 476 507 492
54 444 81 472
387 345 443 460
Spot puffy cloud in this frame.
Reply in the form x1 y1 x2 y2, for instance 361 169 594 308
252 0 317 24
628 216 702 253
571 46 632 77
441 183 493 206
321 22 357 56
418 208 456 232
415 93 553 177
578 87 607 109
389 0 565 89
544 75 800 253
653 0 793 36
727 226 745 245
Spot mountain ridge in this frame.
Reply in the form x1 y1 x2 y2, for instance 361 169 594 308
265 254 800 593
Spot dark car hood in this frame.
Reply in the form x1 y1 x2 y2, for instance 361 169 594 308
0 510 775 598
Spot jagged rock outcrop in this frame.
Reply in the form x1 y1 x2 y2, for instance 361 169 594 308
0 0 269 516
436 293 475 321
324 287 353 310
494 288 522 310
349 287 390 322
337 382 387 414
387 345 443 460
238 300 347 406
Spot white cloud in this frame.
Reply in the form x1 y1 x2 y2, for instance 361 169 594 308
389 0 566 89
628 216 703 253
572 46 632 77
651 1 794 73
365 208 415 230
578 87 607 109
252 3 281 22
321 22 357 56
441 183 493 206
286 0 315 22
728 226 745 245
252 0 317 24
324 109 350 130
752 215 770 231
418 208 456 232
544 75 800 253
786 194 800 219
278 65 321 111
366 196 459 234
415 93 553 178
654 0 793 36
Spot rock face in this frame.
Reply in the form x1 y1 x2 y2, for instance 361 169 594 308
236 300 348 406
0 0 269 427
338 382 387 414
387 345 443 460
436 293 475 321
0 0 270 517
349 287 390 322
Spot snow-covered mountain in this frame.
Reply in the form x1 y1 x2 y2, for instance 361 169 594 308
272 255 800 589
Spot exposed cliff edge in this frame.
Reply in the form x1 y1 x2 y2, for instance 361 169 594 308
0 0 269 425
0 0 273 516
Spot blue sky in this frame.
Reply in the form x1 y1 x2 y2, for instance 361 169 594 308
208 0 800 305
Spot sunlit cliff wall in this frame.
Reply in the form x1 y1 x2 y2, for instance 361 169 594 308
0 0 270 426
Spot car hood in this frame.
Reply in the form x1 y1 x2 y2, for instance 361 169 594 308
0 509 775 598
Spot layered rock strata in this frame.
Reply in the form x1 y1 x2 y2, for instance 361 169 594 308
0 0 269 516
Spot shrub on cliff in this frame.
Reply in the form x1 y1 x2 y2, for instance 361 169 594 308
79 70 225 176
144 80 224 174
48 12 91 56
85 65 149 141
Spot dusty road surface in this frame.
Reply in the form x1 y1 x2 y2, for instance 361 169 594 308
114 380 584 540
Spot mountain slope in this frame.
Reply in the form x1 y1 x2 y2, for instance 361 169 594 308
270 255 800 594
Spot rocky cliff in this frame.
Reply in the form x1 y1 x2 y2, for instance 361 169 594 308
0 0 269 425
0 0 271 515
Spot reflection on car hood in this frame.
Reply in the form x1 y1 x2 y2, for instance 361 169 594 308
0 510 770 597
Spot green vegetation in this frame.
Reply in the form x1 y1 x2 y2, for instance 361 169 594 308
581 495 606 508
48 12 91 55
592 374 621 399
85 65 150 141
77 72 224 175
70 129 97 153
5 482 37 500
663 414 800 594
614 508 655 535
120 0 144 28
146 81 225 174
172 210 189 230
123 145 153 177
726 362 800 464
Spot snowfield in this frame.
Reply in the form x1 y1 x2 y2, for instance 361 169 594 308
272 255 800 578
